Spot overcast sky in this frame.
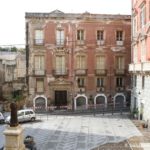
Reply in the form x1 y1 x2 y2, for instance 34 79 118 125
0 0 131 47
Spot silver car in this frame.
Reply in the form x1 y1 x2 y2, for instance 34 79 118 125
5 109 36 123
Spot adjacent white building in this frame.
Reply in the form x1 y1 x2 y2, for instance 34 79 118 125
129 0 150 121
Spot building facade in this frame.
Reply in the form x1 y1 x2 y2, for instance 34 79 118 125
129 0 150 121
26 10 131 110
0 51 26 103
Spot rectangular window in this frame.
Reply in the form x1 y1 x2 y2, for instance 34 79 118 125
142 76 145 89
96 56 105 69
133 45 138 63
77 30 84 40
140 5 146 28
77 78 85 87
97 78 104 87
56 56 65 74
56 30 64 45
133 17 137 36
141 40 146 62
134 75 137 87
97 30 104 40
76 56 86 69
34 56 45 70
36 79 44 93
116 31 123 41
116 56 125 69
35 30 44 45
116 77 123 87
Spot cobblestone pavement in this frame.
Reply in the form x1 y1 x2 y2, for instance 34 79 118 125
92 140 132 150
0 113 142 150
127 119 150 150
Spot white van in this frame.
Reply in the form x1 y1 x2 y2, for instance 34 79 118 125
5 109 36 123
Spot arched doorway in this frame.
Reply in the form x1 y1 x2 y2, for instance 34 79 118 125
114 93 126 109
74 94 88 110
94 94 107 109
33 95 47 111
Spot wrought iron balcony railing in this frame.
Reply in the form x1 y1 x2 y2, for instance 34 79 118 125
33 69 46 76
75 69 87 75
95 69 107 75
52 69 68 76
114 69 125 75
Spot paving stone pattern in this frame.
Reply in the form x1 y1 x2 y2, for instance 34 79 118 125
0 114 142 150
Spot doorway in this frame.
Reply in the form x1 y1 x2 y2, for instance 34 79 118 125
55 90 67 107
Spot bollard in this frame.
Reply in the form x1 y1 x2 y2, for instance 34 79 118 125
24 135 36 150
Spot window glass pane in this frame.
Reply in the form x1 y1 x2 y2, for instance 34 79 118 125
34 56 45 69
56 30 64 45
35 30 44 44
56 56 65 73
77 30 84 40
97 30 103 40
76 56 85 69
116 31 123 41
116 56 124 69
96 56 105 69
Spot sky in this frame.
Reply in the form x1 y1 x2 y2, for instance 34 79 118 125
0 0 131 48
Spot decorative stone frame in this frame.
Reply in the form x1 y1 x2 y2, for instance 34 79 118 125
74 94 88 110
94 94 107 108
113 93 126 107
33 95 47 110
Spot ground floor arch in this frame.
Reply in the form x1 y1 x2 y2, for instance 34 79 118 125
94 94 107 108
113 93 126 108
33 95 47 111
74 94 88 110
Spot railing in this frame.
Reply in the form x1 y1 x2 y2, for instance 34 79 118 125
34 39 44 46
52 69 68 76
33 69 46 76
75 69 87 75
33 103 130 116
114 69 125 75
95 69 107 75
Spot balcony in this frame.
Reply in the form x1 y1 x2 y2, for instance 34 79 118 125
114 69 125 75
129 64 134 72
95 69 107 75
52 69 68 76
33 69 46 76
75 69 87 76
134 63 142 72
34 39 44 46
142 62 150 71
116 41 124 46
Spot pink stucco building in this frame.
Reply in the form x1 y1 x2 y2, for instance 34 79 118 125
129 0 150 121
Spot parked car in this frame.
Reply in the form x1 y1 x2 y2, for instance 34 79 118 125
5 109 36 124
0 112 5 124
